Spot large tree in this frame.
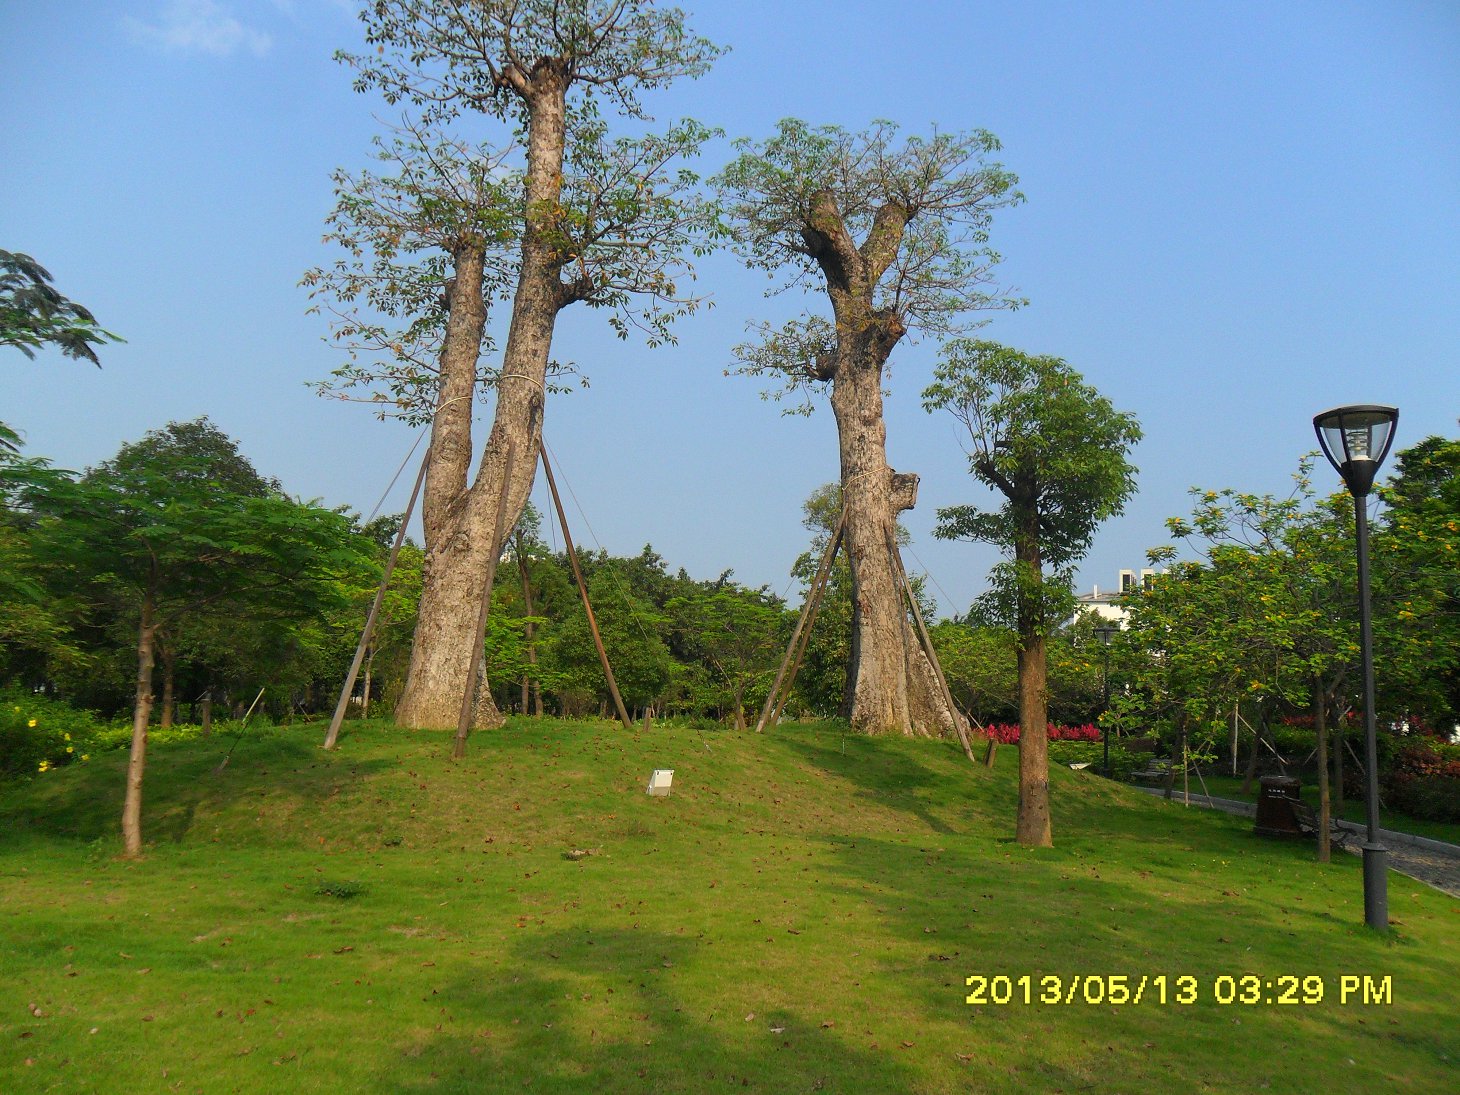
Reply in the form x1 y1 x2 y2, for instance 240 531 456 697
923 341 1140 846
326 0 722 730
715 119 1022 736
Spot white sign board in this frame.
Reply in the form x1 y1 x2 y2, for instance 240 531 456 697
646 769 674 797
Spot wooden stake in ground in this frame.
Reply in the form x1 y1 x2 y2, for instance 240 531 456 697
323 446 430 751
540 446 633 732
514 530 544 717
754 509 846 733
454 442 517 759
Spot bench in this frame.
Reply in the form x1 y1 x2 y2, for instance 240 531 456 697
1292 800 1353 849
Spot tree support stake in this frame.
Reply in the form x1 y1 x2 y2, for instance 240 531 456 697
541 444 634 731
323 443 430 751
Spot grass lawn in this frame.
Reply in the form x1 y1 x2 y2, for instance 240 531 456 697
2 719 1456 1093
1177 770 1460 847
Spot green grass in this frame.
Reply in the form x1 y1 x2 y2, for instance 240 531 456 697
1 719 1456 1093
1188 771 1460 846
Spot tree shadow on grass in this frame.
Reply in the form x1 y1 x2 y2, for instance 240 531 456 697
365 926 930 1094
0 730 391 850
776 730 986 836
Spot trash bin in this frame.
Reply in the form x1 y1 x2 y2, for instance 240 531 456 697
1254 775 1302 838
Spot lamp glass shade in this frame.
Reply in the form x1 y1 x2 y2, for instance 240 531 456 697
1313 405 1398 495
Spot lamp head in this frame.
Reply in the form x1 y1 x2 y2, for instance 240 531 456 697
1312 405 1398 497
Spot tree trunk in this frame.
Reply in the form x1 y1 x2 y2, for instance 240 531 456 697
1013 527 1052 847
1239 705 1267 796
122 576 158 858
158 639 175 729
362 648 374 719
516 534 542 717
830 356 961 737
200 692 213 737
1332 715 1345 811
1314 677 1331 864
395 76 570 731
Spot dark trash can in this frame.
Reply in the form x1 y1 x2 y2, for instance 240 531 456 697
1254 775 1303 838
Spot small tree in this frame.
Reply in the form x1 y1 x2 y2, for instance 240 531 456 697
715 120 1022 736
7 423 361 857
923 341 1140 846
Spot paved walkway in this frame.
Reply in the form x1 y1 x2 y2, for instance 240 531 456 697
1130 785 1460 899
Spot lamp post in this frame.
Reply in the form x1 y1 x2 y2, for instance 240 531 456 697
1313 404 1399 931
1094 624 1117 776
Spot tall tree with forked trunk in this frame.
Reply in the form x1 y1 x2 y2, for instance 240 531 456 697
327 1 722 729
715 119 1022 736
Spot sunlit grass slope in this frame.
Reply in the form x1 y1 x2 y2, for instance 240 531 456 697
1 719 1455 1093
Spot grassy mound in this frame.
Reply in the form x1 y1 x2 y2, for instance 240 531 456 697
1 719 1455 1093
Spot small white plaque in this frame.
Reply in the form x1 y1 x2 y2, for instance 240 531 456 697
647 769 674 797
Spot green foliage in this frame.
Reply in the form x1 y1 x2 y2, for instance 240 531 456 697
0 249 122 365
922 340 1142 576
0 689 105 778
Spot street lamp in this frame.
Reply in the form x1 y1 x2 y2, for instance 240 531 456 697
1093 624 1117 776
1313 403 1399 931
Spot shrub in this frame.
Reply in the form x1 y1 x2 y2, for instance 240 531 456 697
976 722 1100 744
0 689 106 778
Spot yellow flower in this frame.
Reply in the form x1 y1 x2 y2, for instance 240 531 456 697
66 746 74 754
38 760 50 772
27 718 37 728
63 733 71 741
80 754 90 762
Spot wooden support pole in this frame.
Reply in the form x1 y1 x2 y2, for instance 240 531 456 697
324 445 430 751
454 441 517 759
766 532 840 732
541 446 634 732
515 530 542 717
754 509 846 733
886 529 976 763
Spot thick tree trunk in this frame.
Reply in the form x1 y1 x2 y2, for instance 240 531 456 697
830 358 961 737
395 77 569 731
122 579 158 859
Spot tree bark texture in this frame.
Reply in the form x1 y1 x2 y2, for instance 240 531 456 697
809 189 963 738
395 72 572 730
121 577 158 858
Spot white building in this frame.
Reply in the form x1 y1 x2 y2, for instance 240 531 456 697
1072 569 1155 627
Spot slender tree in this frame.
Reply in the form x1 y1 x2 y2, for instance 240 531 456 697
329 1 722 729
715 119 1022 735
923 341 1140 845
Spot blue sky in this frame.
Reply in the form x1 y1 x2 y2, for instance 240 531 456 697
3 0 1457 616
